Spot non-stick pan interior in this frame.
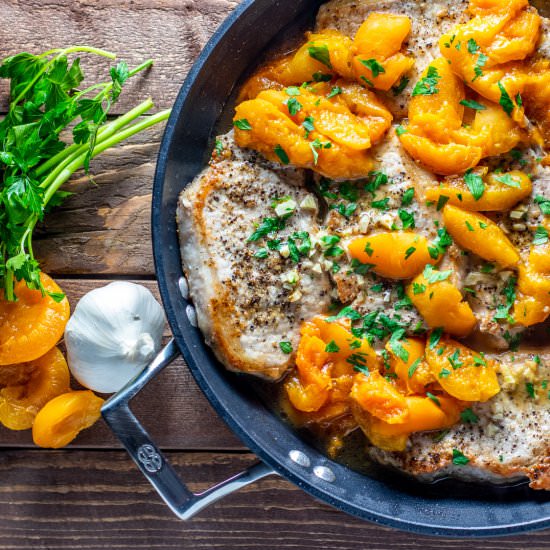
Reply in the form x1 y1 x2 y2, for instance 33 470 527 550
152 0 550 536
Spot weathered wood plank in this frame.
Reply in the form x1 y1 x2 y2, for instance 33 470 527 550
34 124 164 276
0 0 239 114
0 449 547 549
0 279 243 450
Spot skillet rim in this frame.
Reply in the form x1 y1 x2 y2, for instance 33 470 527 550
152 0 550 536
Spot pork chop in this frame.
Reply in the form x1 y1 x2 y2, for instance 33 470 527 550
368 350 550 489
177 132 332 380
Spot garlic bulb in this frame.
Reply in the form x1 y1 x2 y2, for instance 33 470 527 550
65 282 165 393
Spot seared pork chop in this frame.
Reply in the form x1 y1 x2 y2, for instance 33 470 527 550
177 132 332 380
369 350 550 489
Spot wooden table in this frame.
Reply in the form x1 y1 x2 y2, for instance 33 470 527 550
0 1 548 548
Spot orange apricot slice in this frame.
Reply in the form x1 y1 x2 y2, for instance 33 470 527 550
425 170 532 211
0 347 70 430
32 390 104 448
350 370 409 424
442 204 520 267
0 273 70 365
348 232 437 279
425 336 500 402
356 394 462 452
385 337 435 394
407 268 477 337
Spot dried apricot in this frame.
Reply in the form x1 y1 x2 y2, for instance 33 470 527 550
0 273 70 365
32 390 104 448
443 204 520 267
350 370 409 424
0 347 70 430
407 267 477 337
348 232 438 279
425 170 532 211
425 336 500 402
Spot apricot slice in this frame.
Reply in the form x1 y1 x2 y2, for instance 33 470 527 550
399 133 482 175
0 273 70 365
407 268 477 337
234 97 374 179
443 204 520 267
355 394 462 452
32 390 104 448
350 370 409 424
425 337 500 402
425 170 532 211
385 337 435 394
348 232 438 279
352 13 414 91
0 347 70 430
513 295 550 326
278 31 354 83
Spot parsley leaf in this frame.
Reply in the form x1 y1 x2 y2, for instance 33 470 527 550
498 81 514 116
460 99 486 111
533 225 549 246
534 195 550 216
494 173 521 188
308 44 332 68
460 408 479 424
412 66 441 96
452 449 470 465
359 58 386 78
274 144 290 165
234 118 252 130
464 170 484 200
325 340 340 353
279 341 293 354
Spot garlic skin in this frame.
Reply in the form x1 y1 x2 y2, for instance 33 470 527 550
65 282 166 393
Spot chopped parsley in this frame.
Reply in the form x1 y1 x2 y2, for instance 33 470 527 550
233 118 252 131
465 221 475 232
428 228 453 260
464 170 484 200
351 258 375 275
286 97 302 116
214 138 224 155
360 58 386 78
392 76 410 96
412 66 441 96
533 225 549 246
396 125 408 136
452 449 470 465
494 173 521 188
254 248 268 259
308 44 332 68
493 276 517 324
404 246 416 260
312 71 332 82
365 171 389 194
302 116 315 137
402 187 415 206
399 209 416 229
325 340 340 353
248 215 287 242
274 144 289 164
326 306 362 323
460 408 479 424
389 328 409 362
285 86 301 96
436 195 449 211
439 368 451 378
467 38 480 54
460 99 487 111
448 349 463 369
413 282 426 294
534 195 550 215
473 53 488 81
408 357 422 378
498 81 514 116
371 197 390 210
279 341 293 354
423 264 453 283
327 86 342 99
364 241 374 256
427 392 441 407
429 327 444 349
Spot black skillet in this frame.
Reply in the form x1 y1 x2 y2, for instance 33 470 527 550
101 0 550 536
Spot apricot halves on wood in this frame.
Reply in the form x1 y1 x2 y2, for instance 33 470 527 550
0 347 70 430
32 390 104 448
0 273 70 365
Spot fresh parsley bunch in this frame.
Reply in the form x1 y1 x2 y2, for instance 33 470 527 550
0 46 170 301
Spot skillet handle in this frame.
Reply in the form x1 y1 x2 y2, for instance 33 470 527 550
101 338 276 519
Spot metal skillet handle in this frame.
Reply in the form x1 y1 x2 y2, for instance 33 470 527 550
101 338 276 519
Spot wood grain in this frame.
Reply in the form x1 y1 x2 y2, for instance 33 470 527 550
0 0 239 114
0 450 546 550
0 279 243 450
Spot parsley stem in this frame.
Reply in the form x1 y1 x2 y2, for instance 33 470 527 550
11 46 117 108
36 98 154 181
42 108 170 206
